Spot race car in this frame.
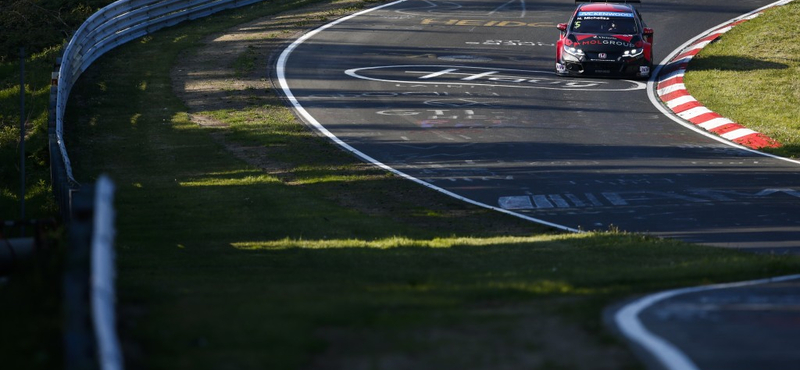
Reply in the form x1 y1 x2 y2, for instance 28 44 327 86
555 0 654 78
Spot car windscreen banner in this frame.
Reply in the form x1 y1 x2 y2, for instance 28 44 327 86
577 12 635 18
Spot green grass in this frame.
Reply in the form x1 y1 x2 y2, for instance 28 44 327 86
0 43 70 370
117 234 798 369
233 45 258 78
2 0 800 369
683 1 800 157
0 46 63 221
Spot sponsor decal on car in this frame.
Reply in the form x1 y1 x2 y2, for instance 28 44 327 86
575 39 636 48
555 3 652 78
577 12 635 18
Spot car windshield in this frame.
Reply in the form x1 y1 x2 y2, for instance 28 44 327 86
571 14 638 34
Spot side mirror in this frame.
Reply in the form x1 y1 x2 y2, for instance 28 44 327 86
557 23 568 32
643 28 654 43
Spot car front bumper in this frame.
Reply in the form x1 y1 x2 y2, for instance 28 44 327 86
556 59 651 78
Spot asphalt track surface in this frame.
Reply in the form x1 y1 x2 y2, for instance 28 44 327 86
612 274 800 370
278 0 800 250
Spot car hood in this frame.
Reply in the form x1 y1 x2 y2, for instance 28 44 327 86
565 33 644 51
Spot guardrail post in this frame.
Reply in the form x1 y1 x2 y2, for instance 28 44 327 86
91 176 122 370
49 56 77 224
63 187 98 370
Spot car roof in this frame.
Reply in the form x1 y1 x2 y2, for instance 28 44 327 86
577 3 636 13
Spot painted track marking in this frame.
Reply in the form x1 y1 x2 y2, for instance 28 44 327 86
621 2 800 369
655 11 778 149
275 0 579 233
614 274 800 370
346 65 646 91
647 0 800 166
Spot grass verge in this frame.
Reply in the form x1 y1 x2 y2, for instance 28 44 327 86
0 3 114 367
683 1 800 157
6 0 798 369
0 46 64 221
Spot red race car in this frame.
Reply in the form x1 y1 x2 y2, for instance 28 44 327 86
555 0 654 78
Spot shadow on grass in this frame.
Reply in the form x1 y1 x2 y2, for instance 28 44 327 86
118 231 800 370
689 55 789 71
761 143 800 160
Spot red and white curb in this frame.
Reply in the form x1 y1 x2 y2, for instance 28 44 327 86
655 3 792 150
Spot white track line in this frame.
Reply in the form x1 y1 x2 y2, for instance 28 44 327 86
275 0 580 233
647 0 800 166
622 2 800 369
614 274 800 370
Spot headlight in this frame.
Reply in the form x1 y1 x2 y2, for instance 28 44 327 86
623 48 644 57
563 45 585 57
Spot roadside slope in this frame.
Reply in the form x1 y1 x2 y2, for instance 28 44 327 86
681 1 799 156
65 0 800 369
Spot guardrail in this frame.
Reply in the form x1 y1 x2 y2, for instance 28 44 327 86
51 1 269 369
63 176 121 370
91 176 122 370
51 0 265 221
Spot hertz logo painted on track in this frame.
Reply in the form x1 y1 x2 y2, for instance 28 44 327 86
421 19 554 27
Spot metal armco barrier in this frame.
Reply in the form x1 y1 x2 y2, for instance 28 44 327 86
51 0 265 221
91 176 121 370
53 1 268 369
63 176 119 370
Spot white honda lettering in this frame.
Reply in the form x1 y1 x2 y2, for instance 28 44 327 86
419 68 459 79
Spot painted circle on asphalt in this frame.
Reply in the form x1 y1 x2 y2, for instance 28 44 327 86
344 65 647 91
280 0 800 247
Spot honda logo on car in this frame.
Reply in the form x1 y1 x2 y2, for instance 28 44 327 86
599 53 607 59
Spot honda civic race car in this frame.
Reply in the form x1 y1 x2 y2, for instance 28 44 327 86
555 0 654 78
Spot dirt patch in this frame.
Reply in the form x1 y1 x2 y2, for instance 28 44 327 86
172 0 358 114
171 0 373 182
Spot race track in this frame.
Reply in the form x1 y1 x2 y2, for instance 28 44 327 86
277 0 800 250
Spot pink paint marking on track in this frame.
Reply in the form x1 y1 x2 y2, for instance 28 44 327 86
655 10 781 150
